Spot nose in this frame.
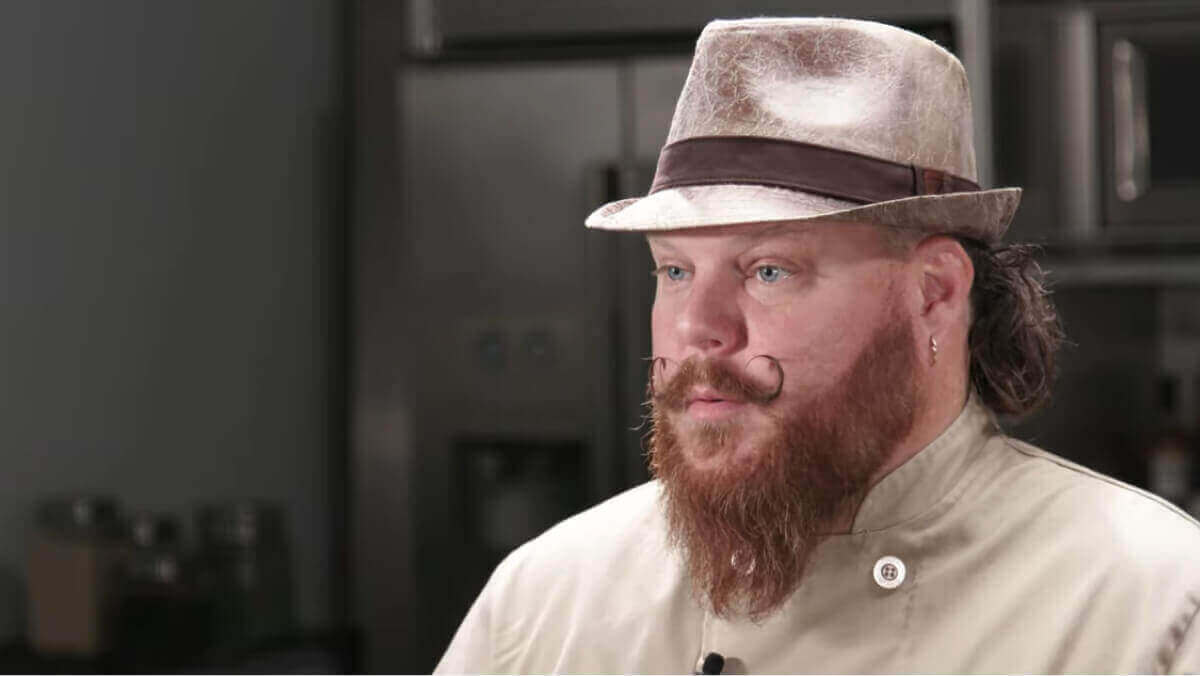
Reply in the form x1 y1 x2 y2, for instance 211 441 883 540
672 274 746 357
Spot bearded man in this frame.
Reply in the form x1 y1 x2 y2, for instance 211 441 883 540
436 18 1200 673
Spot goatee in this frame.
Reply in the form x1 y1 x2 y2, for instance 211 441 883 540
648 315 921 620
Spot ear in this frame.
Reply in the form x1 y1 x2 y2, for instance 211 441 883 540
911 236 974 334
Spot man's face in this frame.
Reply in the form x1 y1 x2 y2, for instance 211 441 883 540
645 220 924 619
647 220 917 460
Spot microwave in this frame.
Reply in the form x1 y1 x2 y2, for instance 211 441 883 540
995 1 1200 249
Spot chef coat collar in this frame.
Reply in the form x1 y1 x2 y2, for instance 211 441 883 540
850 390 997 533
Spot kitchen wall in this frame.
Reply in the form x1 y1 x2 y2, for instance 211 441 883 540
0 0 342 640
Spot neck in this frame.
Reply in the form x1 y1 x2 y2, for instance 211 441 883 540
829 369 970 534
874 369 970 487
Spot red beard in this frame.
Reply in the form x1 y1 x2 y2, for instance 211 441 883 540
648 314 921 620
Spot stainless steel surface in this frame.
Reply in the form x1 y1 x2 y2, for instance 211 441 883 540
350 2 416 672
1047 258 1200 286
955 0 995 190
1056 7 1100 241
996 0 1200 253
1112 39 1150 203
1099 12 1200 232
398 60 625 670
406 0 956 56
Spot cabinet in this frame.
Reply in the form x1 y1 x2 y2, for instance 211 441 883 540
994 1 1200 256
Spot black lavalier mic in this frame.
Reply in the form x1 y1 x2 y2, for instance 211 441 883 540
698 652 725 675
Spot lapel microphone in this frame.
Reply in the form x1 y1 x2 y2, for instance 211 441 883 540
697 652 725 675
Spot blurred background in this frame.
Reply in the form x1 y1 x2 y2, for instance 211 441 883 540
1 0 1198 672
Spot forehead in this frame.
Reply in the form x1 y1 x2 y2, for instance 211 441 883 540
645 220 891 257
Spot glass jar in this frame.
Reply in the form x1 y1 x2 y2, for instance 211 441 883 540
192 501 294 653
111 511 213 668
27 495 127 656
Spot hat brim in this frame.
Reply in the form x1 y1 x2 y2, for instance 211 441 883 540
585 184 1022 244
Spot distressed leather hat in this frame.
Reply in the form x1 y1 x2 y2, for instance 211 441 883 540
585 17 1021 244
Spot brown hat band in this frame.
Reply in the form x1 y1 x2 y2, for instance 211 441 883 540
650 136 980 204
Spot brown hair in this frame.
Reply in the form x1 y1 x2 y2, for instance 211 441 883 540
959 239 1065 418
880 226 1065 418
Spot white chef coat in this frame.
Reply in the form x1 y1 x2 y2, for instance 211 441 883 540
436 397 1200 673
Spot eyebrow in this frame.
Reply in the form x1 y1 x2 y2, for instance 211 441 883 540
647 221 820 254
750 221 818 240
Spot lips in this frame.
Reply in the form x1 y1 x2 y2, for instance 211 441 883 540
686 388 740 406
685 388 746 419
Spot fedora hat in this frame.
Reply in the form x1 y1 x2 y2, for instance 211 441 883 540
585 17 1021 244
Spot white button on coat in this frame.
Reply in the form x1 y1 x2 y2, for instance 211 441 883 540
873 556 906 589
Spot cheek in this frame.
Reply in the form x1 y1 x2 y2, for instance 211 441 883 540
754 296 878 385
650 298 672 356
649 293 695 357
754 291 844 350
753 317 836 386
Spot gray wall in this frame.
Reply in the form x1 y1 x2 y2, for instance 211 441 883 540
0 0 341 638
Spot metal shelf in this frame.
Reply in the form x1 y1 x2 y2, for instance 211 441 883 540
1044 256 1200 286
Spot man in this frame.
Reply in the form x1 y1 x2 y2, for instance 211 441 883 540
437 18 1200 673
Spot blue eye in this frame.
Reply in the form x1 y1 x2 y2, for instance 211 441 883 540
655 265 688 281
755 265 787 283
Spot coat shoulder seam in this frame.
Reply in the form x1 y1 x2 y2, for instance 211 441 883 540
1002 437 1200 532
